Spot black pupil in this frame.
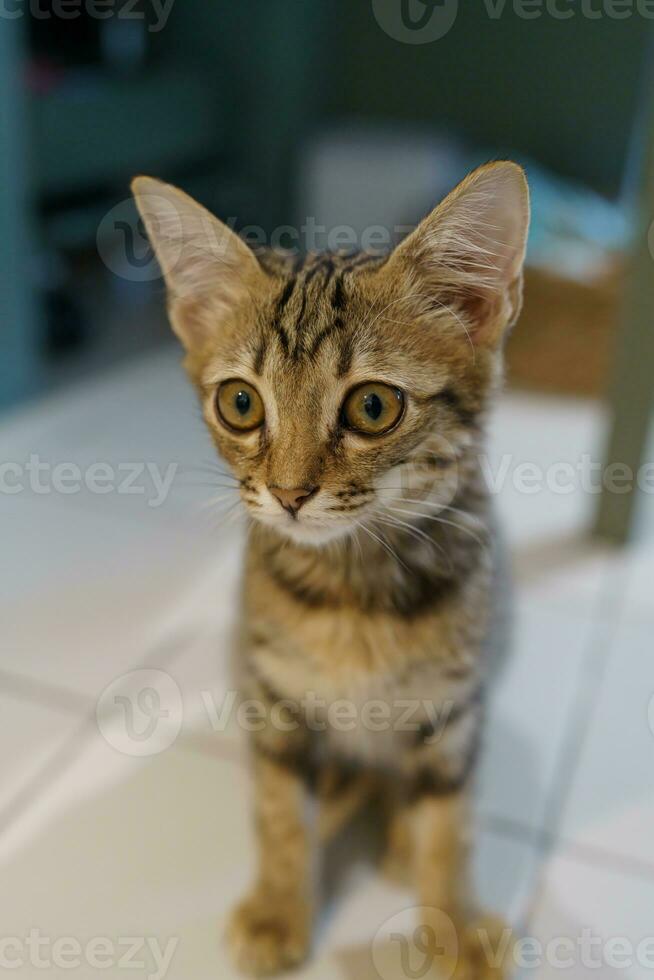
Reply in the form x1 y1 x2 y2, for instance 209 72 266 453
363 392 383 421
235 390 251 415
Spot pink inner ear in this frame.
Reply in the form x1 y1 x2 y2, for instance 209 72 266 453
435 282 501 343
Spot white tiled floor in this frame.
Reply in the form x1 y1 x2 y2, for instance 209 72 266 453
557 616 654 869
527 853 654 980
1 345 653 979
476 598 591 835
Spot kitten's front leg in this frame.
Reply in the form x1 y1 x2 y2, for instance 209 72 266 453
403 694 514 980
227 734 313 978
409 788 512 980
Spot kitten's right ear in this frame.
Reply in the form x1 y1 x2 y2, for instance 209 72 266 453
388 162 530 350
131 176 263 351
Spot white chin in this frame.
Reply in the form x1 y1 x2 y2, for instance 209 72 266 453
255 513 353 547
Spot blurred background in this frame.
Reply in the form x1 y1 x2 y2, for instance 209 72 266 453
3 1 654 535
0 3 647 385
2 4 654 979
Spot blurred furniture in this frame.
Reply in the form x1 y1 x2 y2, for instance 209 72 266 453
0 3 330 408
595 95 654 544
36 68 221 249
0 21 39 409
507 265 622 399
0 16 224 407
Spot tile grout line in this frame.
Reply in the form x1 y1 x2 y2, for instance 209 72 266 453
0 710 102 842
0 667 92 716
8 606 649 879
554 838 654 885
520 547 635 927
0 620 206 839
480 812 654 886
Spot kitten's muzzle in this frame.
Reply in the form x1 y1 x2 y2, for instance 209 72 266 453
268 485 318 518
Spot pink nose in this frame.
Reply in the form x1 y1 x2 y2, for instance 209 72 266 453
269 485 317 515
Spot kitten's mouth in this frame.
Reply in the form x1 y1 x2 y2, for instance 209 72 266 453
252 505 361 547
243 484 379 547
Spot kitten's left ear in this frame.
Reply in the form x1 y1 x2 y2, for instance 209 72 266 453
391 161 530 348
130 176 264 352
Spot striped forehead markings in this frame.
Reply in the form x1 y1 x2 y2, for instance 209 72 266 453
256 250 390 372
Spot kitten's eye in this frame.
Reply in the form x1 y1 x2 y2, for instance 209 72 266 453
216 379 265 432
342 382 404 435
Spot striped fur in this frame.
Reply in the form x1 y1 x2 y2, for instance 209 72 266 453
133 162 530 978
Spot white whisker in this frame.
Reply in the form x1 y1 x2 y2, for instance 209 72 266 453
385 505 486 548
373 513 453 572
353 519 409 573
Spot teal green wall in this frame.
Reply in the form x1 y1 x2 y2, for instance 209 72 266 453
327 3 650 195
1 20 39 408
161 1 651 198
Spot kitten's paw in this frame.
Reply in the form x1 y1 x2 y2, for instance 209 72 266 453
453 915 514 979
227 891 311 977
418 911 513 979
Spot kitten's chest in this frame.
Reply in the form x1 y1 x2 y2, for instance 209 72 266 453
252 606 405 702
248 593 479 766
246 569 467 704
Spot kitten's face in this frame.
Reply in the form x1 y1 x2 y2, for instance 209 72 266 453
132 164 529 546
190 252 480 545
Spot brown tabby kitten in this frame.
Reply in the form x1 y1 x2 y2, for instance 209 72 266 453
133 162 529 979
